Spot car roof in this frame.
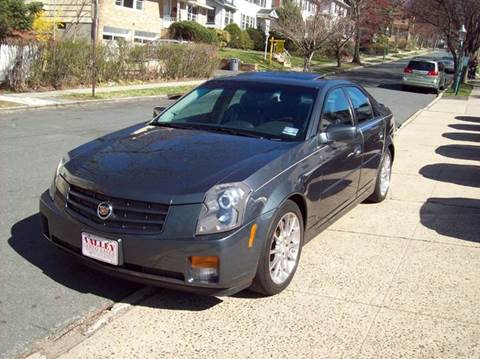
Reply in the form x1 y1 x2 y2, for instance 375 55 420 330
208 71 352 90
410 57 439 63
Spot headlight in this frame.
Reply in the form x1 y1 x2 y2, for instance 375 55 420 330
48 157 66 200
196 182 251 235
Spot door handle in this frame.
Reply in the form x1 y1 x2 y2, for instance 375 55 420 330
347 146 362 158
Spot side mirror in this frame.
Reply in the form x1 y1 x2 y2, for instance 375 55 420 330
153 106 166 118
320 124 357 143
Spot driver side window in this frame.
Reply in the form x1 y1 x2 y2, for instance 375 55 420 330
320 88 353 131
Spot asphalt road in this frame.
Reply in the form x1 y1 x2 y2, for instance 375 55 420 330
0 52 447 358
329 51 450 126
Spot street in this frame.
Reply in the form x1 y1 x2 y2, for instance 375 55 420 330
329 51 449 126
0 54 450 358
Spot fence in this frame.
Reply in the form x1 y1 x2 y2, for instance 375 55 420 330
0 44 17 83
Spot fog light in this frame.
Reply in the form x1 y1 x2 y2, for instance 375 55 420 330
189 256 219 283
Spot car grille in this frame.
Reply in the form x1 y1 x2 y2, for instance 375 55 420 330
66 184 169 233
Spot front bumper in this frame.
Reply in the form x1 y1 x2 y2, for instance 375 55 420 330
39 191 274 296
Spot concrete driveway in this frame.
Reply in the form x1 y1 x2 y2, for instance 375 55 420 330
53 93 480 358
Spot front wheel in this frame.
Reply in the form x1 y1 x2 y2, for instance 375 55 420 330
367 149 392 203
250 200 304 296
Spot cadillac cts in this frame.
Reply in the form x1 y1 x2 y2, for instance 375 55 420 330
40 72 395 296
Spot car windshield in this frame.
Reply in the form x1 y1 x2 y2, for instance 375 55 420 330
408 61 435 71
153 82 317 141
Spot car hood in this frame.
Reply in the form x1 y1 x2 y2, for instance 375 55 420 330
63 124 293 204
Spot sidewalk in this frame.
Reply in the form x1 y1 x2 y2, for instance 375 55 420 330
28 87 480 358
0 79 206 110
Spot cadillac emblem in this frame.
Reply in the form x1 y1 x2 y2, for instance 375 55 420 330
97 202 113 220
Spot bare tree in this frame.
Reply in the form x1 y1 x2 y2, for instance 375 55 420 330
405 0 480 72
327 16 355 67
274 0 335 71
64 0 91 41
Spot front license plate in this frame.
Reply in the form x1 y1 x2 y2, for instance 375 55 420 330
81 232 119 266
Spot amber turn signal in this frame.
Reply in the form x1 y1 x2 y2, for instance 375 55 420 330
190 256 219 269
248 224 257 248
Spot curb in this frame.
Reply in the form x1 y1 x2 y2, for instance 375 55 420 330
398 91 445 130
21 287 158 359
0 93 174 114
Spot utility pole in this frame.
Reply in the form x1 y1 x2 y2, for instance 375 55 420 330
91 0 99 97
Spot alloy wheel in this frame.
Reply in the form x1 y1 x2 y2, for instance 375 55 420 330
379 152 392 197
269 212 301 285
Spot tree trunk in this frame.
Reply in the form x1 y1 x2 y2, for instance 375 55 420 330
336 48 341 67
303 52 314 72
352 27 361 64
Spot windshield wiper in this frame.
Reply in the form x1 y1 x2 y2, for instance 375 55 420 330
150 122 193 129
200 126 266 139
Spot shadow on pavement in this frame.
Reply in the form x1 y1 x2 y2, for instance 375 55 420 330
8 214 140 300
442 132 480 142
8 214 223 311
378 83 434 94
435 144 480 161
145 289 222 310
419 163 480 187
419 197 480 244
455 115 480 123
448 123 480 132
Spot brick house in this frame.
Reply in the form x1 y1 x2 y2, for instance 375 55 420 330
32 0 346 43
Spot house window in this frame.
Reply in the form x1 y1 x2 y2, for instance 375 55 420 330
240 14 255 29
187 5 198 21
225 9 234 25
102 26 130 41
115 0 143 10
207 7 216 24
246 0 265 7
134 30 158 43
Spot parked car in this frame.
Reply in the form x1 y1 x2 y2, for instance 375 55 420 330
441 56 455 74
402 58 447 93
40 72 395 296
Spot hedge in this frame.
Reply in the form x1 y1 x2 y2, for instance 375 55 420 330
246 28 265 51
5 40 218 91
169 21 217 44
224 23 253 50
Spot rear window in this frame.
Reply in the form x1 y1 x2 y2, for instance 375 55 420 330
408 61 435 71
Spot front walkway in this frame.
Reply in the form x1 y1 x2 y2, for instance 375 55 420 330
31 88 480 358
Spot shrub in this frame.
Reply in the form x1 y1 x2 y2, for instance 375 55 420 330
5 39 218 91
246 28 265 51
224 23 242 48
224 23 254 50
169 21 217 44
241 30 253 50
152 43 218 79
215 29 230 48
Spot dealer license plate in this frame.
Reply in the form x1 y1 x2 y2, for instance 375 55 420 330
81 232 119 266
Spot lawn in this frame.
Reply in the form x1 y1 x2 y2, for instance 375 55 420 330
60 85 195 101
444 83 474 98
218 48 333 71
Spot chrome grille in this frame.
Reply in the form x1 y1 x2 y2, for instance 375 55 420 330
66 184 169 233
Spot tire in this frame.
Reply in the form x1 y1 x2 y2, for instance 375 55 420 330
250 200 304 296
367 149 392 203
401 84 409 92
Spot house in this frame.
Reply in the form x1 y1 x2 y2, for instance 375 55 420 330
30 0 346 43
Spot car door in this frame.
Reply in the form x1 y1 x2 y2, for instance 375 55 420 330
307 87 363 227
345 86 385 192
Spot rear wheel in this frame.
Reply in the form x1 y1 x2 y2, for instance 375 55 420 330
250 200 304 296
367 149 392 203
